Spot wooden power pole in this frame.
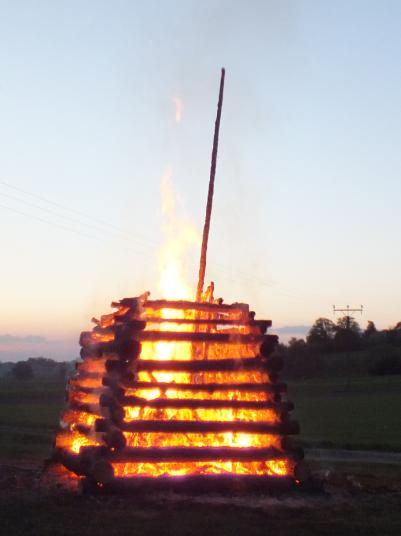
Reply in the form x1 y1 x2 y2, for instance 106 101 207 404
196 68 225 302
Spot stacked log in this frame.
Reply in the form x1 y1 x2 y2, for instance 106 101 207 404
53 293 303 493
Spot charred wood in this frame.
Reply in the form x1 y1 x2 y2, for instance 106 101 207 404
113 380 287 393
120 419 300 435
109 446 288 463
259 335 279 357
120 396 293 412
144 299 249 315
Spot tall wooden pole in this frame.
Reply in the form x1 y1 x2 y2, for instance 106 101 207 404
196 68 225 302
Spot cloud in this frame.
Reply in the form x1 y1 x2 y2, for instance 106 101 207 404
274 325 310 335
0 334 48 344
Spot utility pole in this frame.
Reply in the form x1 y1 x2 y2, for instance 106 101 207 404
196 68 225 302
333 305 363 328
333 305 363 390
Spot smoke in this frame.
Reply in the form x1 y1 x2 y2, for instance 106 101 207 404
172 96 184 123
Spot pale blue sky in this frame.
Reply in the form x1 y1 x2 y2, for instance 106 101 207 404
1 1 400 360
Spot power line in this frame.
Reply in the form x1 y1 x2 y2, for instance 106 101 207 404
0 181 159 248
333 305 364 325
0 203 155 260
1 181 319 301
0 190 154 254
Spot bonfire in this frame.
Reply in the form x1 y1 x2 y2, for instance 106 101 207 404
52 69 303 493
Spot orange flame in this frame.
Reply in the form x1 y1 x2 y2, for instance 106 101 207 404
55 173 293 482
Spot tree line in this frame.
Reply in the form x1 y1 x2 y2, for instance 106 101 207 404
0 357 73 381
277 316 401 378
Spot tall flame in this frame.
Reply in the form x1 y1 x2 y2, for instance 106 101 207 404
158 168 200 300
54 168 294 483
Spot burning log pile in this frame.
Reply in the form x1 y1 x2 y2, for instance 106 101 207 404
53 292 304 493
53 69 305 493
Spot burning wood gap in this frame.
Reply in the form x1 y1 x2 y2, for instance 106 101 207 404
135 331 265 343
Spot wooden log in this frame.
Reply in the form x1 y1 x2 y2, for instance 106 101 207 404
93 320 147 337
109 446 286 463
80 339 141 360
111 297 140 309
268 372 279 384
103 430 127 450
137 331 264 343
280 436 304 459
143 299 249 314
71 424 125 452
80 346 103 359
109 380 287 393
99 393 122 410
69 384 124 399
54 448 87 476
68 384 103 395
79 445 108 462
120 419 299 435
90 460 115 484
105 360 131 374
259 335 279 357
94 419 109 433
68 401 96 414
102 372 135 385
294 460 311 482
74 370 104 380
264 355 283 372
121 396 293 412
134 357 263 373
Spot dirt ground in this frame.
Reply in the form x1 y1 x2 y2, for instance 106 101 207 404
1 459 400 536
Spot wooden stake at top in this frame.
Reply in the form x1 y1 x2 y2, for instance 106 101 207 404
196 68 225 302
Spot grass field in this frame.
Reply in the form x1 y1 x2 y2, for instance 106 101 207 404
0 376 401 535
1 375 400 461
288 375 401 451
0 380 64 460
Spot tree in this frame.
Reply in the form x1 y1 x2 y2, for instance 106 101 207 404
334 315 361 351
306 318 336 348
385 322 401 347
336 316 361 334
58 363 68 380
12 361 34 380
364 320 377 338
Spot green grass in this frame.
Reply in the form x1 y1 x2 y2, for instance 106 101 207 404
0 380 65 460
1 375 401 462
288 376 401 451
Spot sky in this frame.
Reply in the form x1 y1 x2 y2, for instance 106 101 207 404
1 1 401 361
